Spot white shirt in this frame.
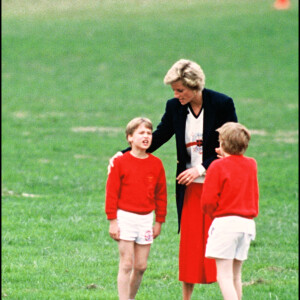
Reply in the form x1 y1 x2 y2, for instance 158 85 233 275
185 106 205 183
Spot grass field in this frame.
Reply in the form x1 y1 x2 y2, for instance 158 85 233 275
2 0 298 299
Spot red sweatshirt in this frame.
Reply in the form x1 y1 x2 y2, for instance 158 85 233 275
105 152 167 222
201 155 259 220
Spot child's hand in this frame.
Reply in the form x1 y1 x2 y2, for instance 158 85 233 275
109 219 120 241
215 147 224 159
153 222 162 239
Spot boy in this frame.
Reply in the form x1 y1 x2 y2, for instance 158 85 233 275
105 117 167 300
201 122 259 300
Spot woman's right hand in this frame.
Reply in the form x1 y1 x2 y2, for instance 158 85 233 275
107 151 123 174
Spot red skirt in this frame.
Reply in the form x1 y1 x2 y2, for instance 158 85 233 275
179 183 217 284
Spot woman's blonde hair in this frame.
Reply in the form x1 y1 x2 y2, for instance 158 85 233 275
163 59 205 91
217 122 251 155
125 117 153 144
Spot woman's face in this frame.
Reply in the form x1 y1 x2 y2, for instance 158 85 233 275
170 80 195 106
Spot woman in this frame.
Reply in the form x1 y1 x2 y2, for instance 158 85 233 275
109 59 238 299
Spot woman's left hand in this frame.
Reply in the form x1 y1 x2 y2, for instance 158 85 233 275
177 167 200 186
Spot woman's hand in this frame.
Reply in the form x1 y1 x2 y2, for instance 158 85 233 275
109 219 120 241
107 151 123 174
153 222 162 239
177 167 200 186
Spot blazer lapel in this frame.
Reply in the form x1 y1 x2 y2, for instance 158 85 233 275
177 104 188 144
203 90 215 147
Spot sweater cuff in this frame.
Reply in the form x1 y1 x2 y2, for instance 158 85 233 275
196 164 206 176
155 215 166 223
106 212 117 220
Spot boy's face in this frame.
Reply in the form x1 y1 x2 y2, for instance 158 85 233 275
219 138 226 156
128 123 152 151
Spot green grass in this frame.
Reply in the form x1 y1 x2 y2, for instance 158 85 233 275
2 0 298 299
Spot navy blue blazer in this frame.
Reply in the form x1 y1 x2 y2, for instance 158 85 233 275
147 88 238 232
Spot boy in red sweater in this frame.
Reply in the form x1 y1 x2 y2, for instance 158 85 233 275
201 122 259 300
105 117 167 300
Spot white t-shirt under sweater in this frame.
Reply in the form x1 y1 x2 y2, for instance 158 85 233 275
185 106 205 183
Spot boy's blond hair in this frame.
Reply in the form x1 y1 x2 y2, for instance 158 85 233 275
163 59 205 91
217 122 251 155
125 117 153 144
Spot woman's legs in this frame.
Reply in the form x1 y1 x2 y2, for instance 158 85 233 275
182 282 194 300
179 184 216 299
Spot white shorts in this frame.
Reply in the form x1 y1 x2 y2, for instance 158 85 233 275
205 230 254 261
117 209 154 245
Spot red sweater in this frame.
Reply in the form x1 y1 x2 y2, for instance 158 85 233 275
105 152 167 222
201 155 259 219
